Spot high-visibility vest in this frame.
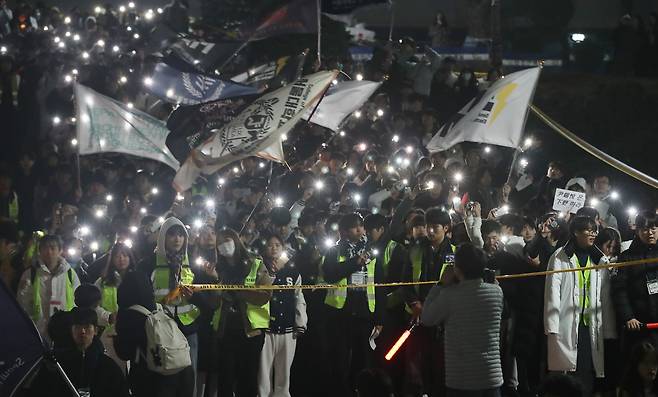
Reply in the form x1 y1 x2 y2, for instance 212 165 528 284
101 283 119 333
32 268 74 322
575 255 592 326
324 254 376 313
381 240 398 276
8 192 18 221
23 231 45 267
152 258 200 326
406 243 456 313
211 258 270 331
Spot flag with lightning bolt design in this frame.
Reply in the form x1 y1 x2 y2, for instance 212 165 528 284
427 67 541 152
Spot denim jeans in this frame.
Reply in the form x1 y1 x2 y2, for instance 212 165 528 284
446 387 501 397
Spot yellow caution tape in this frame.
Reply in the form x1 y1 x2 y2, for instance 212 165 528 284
179 257 658 291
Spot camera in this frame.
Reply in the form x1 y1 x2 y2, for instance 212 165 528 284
465 202 476 212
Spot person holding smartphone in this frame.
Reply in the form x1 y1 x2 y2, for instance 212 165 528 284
421 243 504 397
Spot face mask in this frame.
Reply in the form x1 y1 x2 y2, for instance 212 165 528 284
217 240 235 257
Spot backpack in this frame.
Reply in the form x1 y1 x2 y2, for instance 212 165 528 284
128 304 191 375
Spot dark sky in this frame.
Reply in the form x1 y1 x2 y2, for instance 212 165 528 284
40 0 657 28
352 0 657 28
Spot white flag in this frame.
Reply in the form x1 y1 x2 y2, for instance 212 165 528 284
75 84 179 170
427 67 541 152
306 80 381 131
173 70 338 192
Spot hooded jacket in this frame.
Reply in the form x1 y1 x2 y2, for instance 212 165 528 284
149 217 202 335
17 257 81 339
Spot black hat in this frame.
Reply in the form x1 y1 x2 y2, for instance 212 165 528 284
410 214 426 228
70 307 98 326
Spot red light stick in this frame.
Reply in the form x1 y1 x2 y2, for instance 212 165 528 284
385 323 417 361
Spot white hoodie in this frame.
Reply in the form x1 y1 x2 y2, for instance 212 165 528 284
17 258 81 340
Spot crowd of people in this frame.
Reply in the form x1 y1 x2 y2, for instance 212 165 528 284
1 2 658 397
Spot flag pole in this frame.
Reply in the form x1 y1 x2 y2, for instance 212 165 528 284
306 83 332 125
240 161 274 235
530 105 658 189
505 146 521 184
505 63 543 184
216 39 251 75
388 0 395 41
73 86 82 198
316 0 322 65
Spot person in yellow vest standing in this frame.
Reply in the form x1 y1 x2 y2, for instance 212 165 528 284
322 213 385 396
150 218 202 391
544 216 617 397
363 213 409 394
95 242 137 372
211 227 272 397
17 234 81 341
402 207 456 397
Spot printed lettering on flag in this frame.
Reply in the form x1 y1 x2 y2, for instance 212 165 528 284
75 84 179 170
173 70 338 191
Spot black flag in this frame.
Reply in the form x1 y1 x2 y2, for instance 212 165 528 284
166 95 259 163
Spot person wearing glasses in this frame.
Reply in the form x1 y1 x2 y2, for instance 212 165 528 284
544 216 617 396
612 211 658 354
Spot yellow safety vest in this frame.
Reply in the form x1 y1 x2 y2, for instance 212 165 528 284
381 240 398 276
405 243 456 314
575 255 592 326
101 283 119 333
324 254 376 313
211 258 270 331
32 268 74 322
23 231 45 267
8 192 18 221
152 258 200 326
380 240 404 309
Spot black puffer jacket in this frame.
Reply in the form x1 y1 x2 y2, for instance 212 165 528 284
29 337 129 397
611 238 658 324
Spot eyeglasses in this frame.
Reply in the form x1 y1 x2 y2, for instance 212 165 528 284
578 229 599 236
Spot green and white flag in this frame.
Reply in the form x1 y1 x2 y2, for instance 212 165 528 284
75 84 179 170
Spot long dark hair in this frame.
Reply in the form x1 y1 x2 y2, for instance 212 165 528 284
101 242 136 286
594 227 621 258
216 227 254 279
621 342 658 396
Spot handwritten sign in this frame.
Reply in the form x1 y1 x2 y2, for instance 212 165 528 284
552 188 586 214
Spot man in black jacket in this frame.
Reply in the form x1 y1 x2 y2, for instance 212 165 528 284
402 207 455 397
322 213 385 397
612 210 658 353
364 213 409 394
31 307 129 397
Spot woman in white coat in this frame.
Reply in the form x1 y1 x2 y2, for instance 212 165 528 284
544 216 617 396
